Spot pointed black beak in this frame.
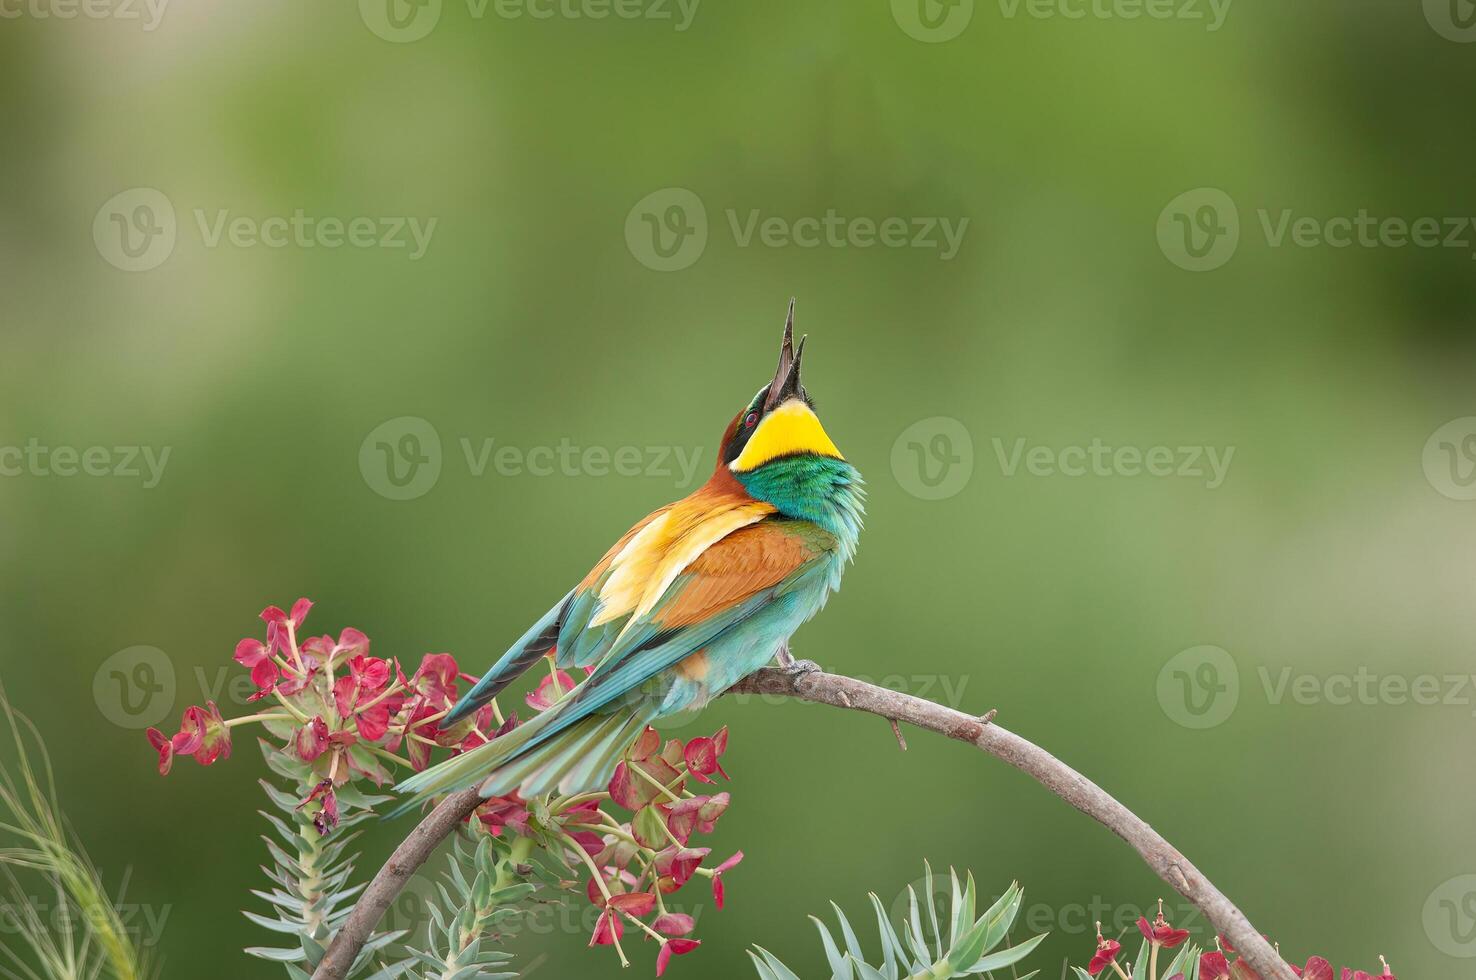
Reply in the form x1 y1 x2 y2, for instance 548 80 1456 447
763 298 807 412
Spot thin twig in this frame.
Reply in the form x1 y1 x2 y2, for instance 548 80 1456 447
888 717 908 751
312 664 1296 980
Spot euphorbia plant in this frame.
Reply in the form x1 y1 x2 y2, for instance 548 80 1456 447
144 598 742 977
1075 903 1394 980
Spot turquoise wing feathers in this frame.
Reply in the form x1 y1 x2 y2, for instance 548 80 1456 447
393 517 840 807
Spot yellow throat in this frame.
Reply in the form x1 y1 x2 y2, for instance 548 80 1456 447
730 399 844 472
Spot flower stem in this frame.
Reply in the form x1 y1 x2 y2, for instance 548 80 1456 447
629 762 684 805
354 679 406 714
366 744 414 769
225 712 293 728
561 833 629 968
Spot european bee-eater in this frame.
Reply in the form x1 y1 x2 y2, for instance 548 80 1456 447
396 303 864 807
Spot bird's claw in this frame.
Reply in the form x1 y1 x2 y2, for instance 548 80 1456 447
784 658 821 677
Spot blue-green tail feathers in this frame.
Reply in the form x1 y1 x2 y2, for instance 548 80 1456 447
388 700 654 819
443 590 573 727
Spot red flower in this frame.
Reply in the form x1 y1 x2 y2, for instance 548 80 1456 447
295 716 329 762
1138 912 1190 949
682 728 729 783
653 913 695 936
233 638 278 701
1199 951 1231 980
710 850 743 909
1287 957 1332 980
297 779 339 835
1339 959 1394 980
397 697 445 770
412 653 460 706
474 794 531 837
332 654 406 744
145 727 174 775
526 668 577 711
172 702 231 765
458 710 517 753
261 598 312 656
653 846 709 894
589 909 623 946
670 793 728 844
1089 938 1122 976
347 653 390 692
144 702 231 774
656 938 700 977
607 891 657 917
299 628 369 683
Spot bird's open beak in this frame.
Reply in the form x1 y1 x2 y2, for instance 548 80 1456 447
763 298 807 412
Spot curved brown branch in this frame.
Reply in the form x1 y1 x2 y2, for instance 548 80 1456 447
313 788 484 980
314 664 1296 980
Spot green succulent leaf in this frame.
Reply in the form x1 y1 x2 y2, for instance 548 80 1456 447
749 865 1045 980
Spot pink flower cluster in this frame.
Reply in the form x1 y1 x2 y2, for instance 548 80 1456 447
1085 911 1395 980
144 598 746 977
145 598 509 833
464 706 743 975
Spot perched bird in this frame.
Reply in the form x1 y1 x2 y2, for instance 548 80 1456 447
395 302 864 808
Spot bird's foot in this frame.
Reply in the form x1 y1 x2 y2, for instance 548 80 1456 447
783 658 821 677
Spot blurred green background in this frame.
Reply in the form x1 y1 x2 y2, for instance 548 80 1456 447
3 0 1475 976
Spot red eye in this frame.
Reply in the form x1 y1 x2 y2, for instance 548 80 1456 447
744 412 759 429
